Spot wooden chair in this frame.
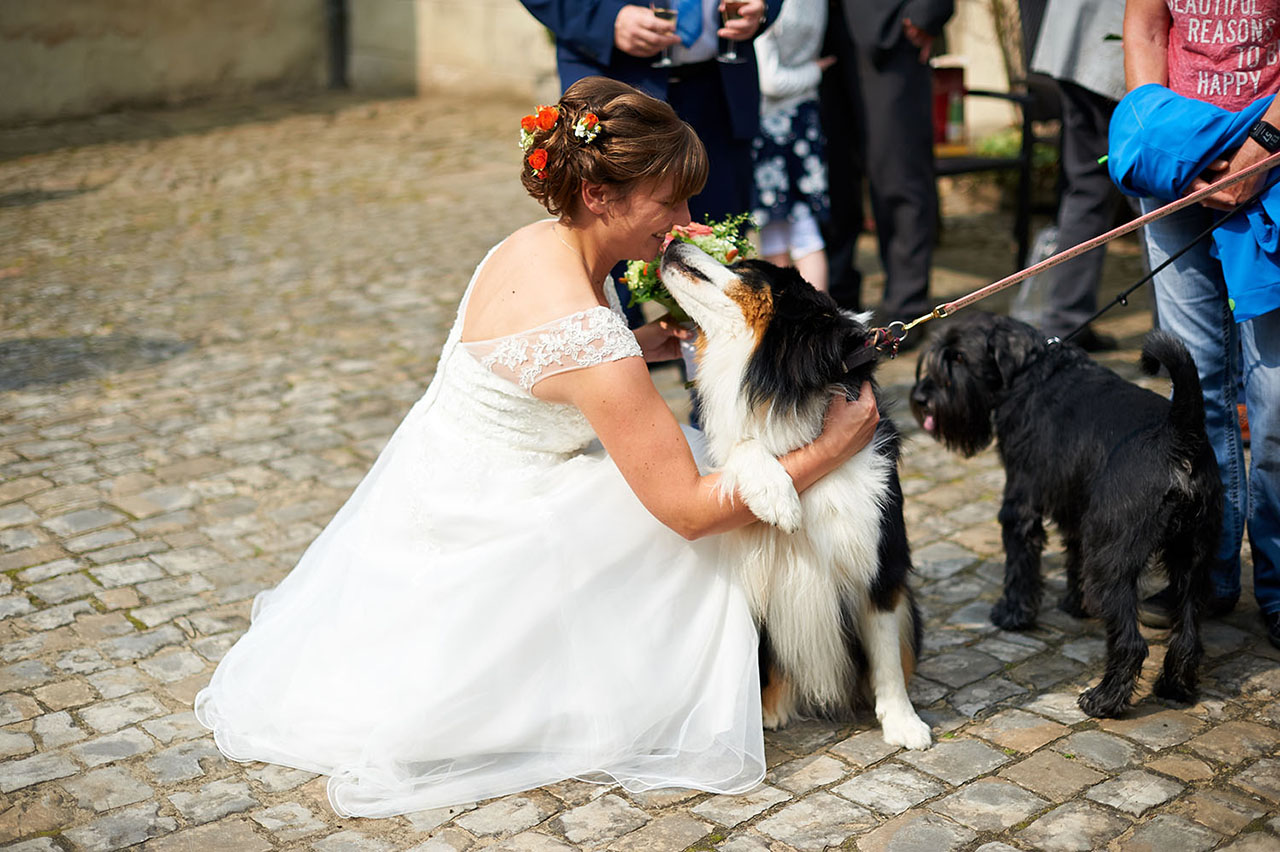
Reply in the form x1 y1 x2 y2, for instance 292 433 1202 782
933 74 1062 270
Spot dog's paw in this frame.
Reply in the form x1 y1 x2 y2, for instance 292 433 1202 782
1077 685 1128 719
723 442 803 533
762 705 791 730
1153 673 1197 706
991 596 1038 631
745 489 802 534
880 712 932 750
1057 592 1088 618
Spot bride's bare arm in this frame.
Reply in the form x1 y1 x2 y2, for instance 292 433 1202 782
534 357 879 540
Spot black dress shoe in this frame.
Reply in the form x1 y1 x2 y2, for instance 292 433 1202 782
1264 610 1280 650
1068 327 1119 352
1138 586 1238 628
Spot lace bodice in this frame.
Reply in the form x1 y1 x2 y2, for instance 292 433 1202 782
460 306 642 391
414 253 643 461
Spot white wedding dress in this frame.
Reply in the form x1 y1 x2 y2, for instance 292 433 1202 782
195 240 765 818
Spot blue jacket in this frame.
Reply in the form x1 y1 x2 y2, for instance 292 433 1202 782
1108 83 1280 322
519 0 781 142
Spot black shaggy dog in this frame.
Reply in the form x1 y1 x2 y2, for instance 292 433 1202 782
909 313 1221 718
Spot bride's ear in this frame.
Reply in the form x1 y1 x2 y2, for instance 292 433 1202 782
580 181 615 216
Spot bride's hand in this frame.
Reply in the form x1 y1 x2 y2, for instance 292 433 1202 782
633 316 694 363
818 382 880 463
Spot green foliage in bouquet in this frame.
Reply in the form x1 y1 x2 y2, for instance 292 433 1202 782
623 213 755 322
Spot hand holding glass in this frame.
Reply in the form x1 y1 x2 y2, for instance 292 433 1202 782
717 1 747 64
651 4 677 68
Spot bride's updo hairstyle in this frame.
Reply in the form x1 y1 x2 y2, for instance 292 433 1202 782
521 76 708 217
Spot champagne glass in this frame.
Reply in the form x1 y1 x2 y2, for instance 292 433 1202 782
717 1 747 64
651 3 677 69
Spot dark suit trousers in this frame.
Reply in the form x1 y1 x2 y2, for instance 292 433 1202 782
667 63 755 223
1039 81 1121 338
609 62 755 328
820 17 936 321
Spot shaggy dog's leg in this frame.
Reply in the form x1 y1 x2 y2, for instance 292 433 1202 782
720 439 803 533
991 477 1046 630
1153 529 1209 704
1077 534 1149 717
1058 530 1089 618
865 599 931 749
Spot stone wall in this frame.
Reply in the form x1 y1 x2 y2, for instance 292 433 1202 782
0 0 327 125
349 0 558 102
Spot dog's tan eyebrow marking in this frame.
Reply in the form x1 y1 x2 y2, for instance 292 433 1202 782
726 281 774 342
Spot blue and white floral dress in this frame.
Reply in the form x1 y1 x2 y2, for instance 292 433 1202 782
751 0 831 230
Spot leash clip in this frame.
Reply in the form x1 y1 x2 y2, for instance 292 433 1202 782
883 321 908 355
873 322 909 356
842 320 914 373
842 323 903 372
869 322 908 359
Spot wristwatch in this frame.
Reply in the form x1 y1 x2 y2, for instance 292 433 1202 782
1249 119 1280 153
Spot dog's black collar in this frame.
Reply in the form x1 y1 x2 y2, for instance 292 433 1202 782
843 326 904 371
842 343 881 372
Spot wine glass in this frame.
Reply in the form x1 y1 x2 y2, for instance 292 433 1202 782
717 0 746 64
651 3 677 69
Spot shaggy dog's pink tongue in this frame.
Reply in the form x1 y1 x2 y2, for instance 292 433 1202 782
923 414 936 433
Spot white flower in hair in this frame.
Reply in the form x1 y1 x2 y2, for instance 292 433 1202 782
573 112 601 144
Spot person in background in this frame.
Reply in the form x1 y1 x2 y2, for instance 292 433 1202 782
819 0 953 335
519 0 778 224
1124 0 1280 649
752 0 834 291
1026 0 1126 351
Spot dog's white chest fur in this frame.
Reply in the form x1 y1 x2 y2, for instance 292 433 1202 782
701 359 895 710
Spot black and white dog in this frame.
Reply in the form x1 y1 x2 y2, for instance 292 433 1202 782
660 241 930 749
910 313 1221 718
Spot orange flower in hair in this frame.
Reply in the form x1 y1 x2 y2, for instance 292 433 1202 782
519 105 560 152
535 105 559 131
528 147 549 180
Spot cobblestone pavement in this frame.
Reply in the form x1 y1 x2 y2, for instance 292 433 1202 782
2 89 1278 852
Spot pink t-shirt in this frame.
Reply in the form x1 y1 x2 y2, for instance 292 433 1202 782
1167 0 1280 109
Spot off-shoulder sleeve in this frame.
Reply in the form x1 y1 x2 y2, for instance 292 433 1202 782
465 306 642 391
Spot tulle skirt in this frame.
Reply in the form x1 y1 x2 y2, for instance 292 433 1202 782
195 410 765 817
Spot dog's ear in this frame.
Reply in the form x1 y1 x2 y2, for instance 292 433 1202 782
987 323 1036 388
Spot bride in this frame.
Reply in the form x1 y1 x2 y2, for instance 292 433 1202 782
195 76 880 818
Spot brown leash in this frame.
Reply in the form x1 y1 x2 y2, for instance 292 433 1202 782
846 148 1280 367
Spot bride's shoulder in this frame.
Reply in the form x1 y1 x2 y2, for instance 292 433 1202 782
465 222 601 341
497 221 555 256
483 221 571 281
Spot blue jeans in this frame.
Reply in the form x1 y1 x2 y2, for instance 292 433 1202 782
1141 198 1280 616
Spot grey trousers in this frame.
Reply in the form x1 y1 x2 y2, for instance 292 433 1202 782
1039 81 1122 337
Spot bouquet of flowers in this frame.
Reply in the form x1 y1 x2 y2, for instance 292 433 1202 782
623 213 754 322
